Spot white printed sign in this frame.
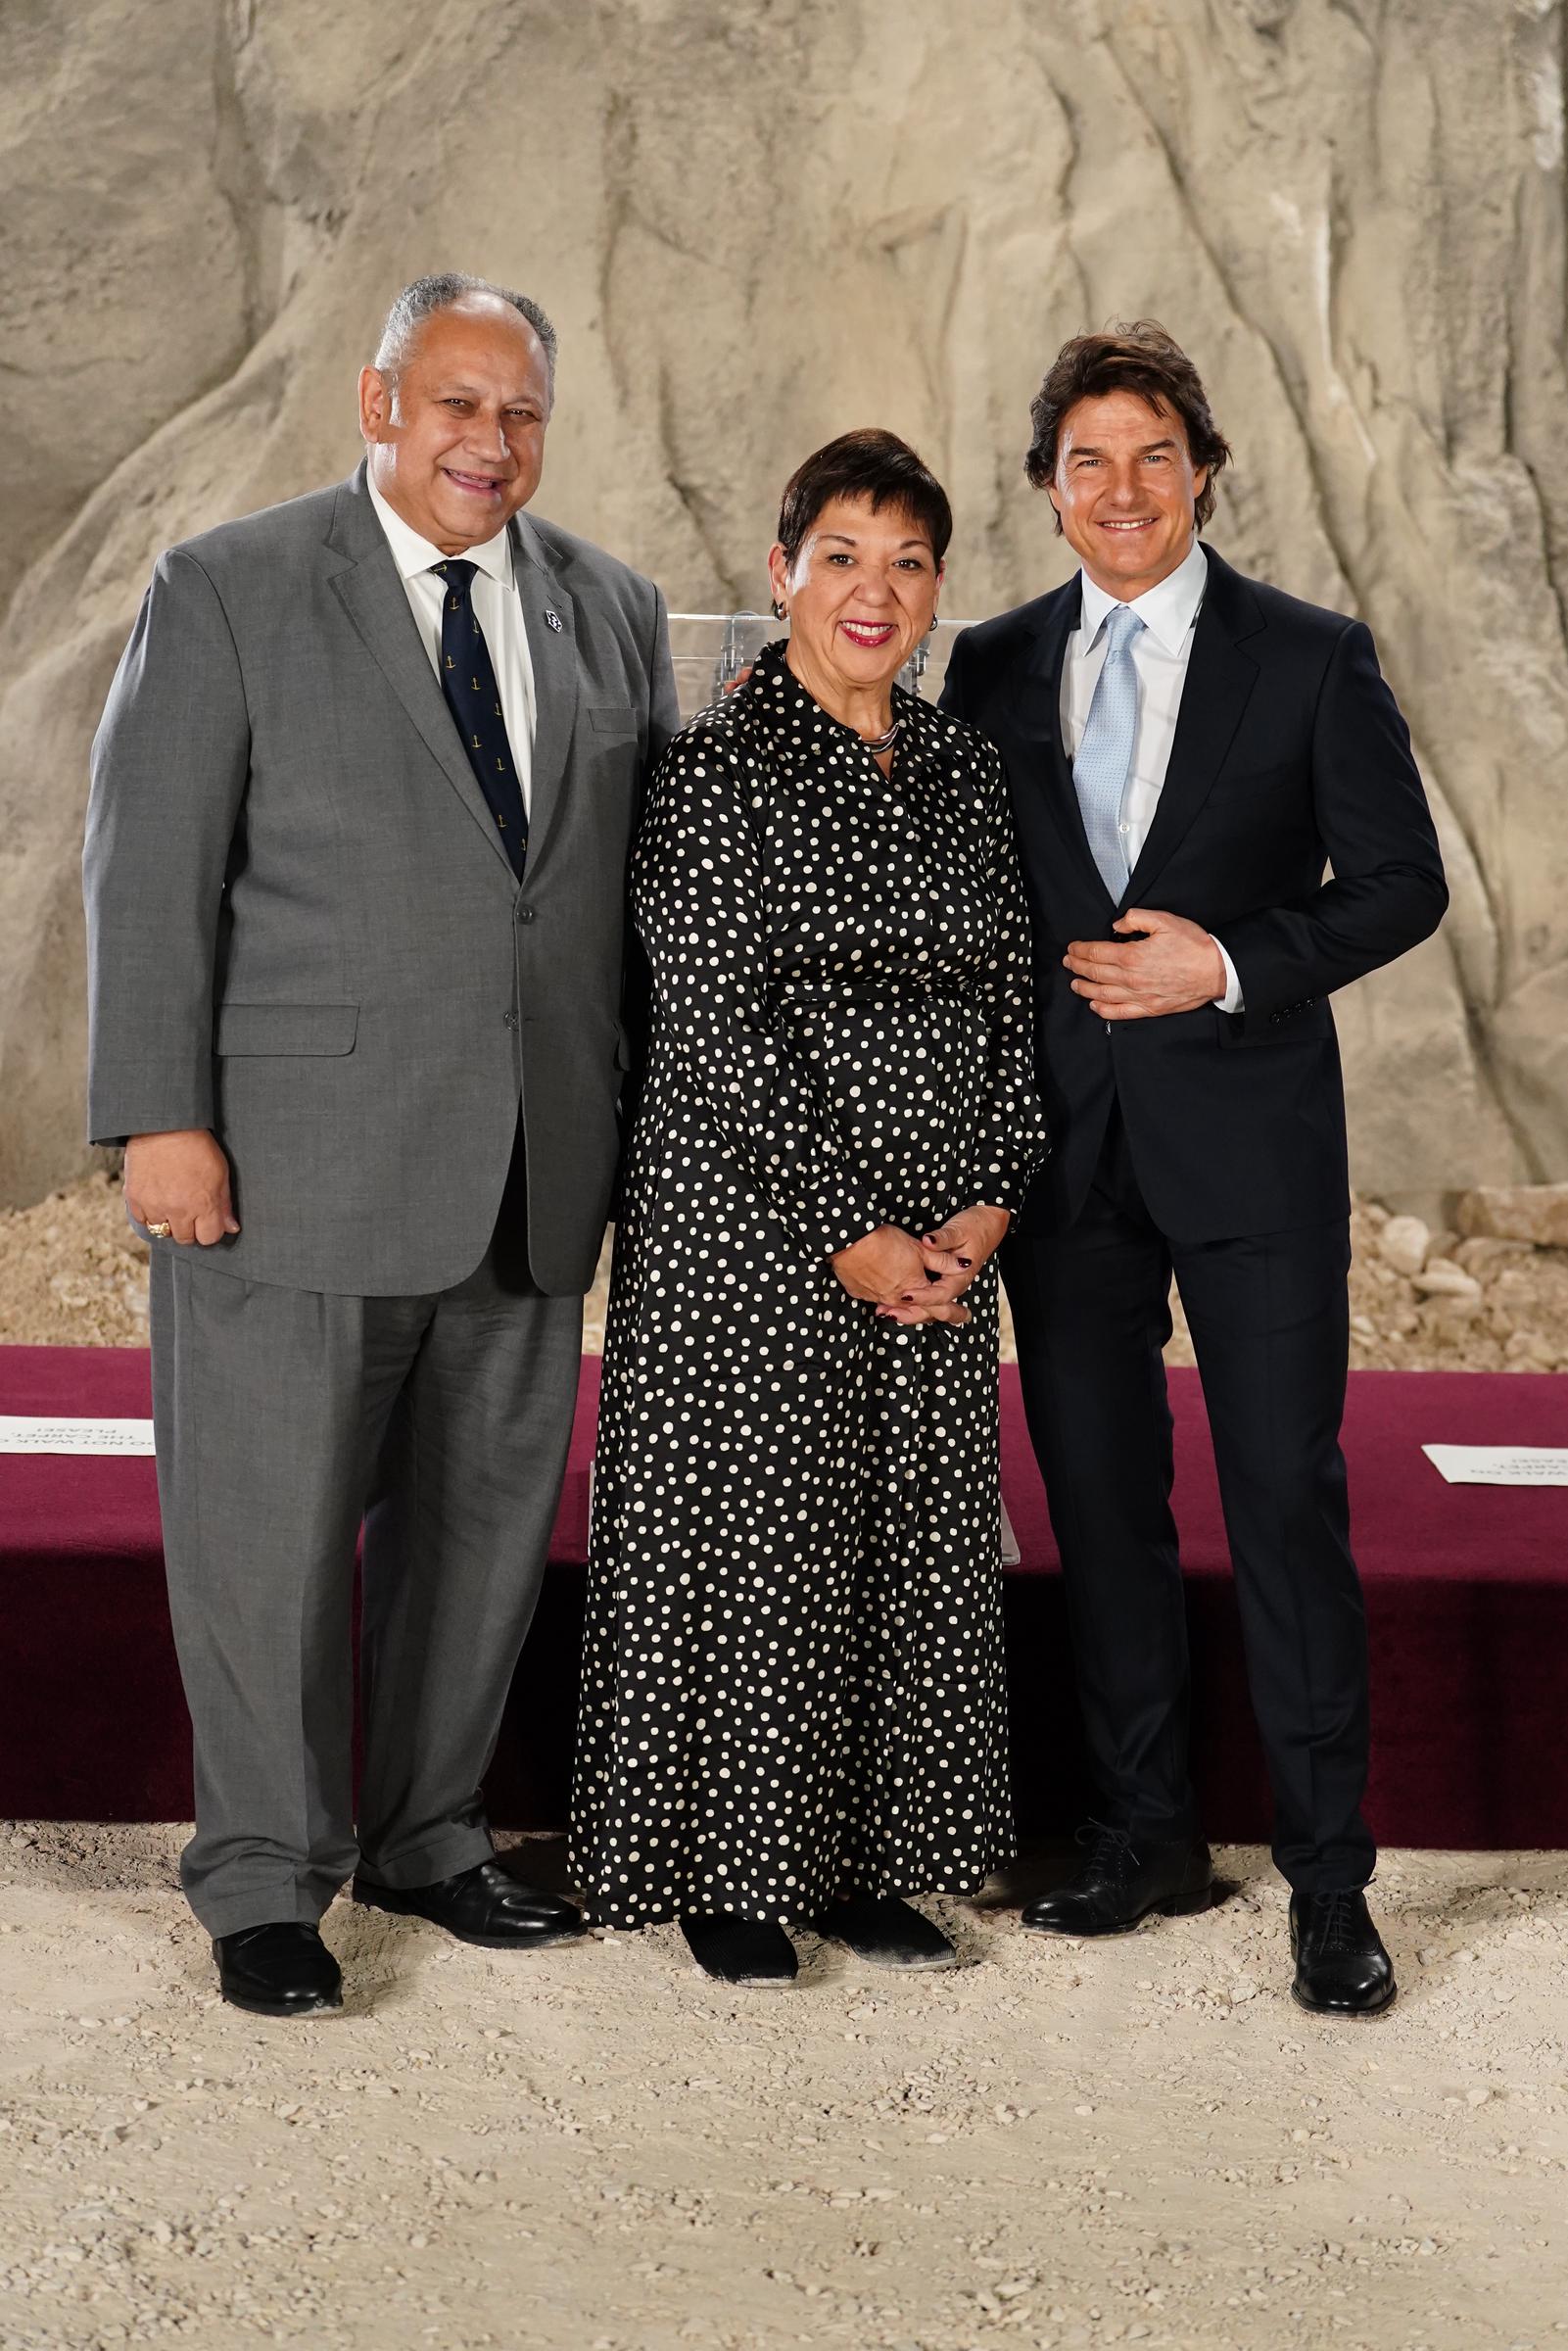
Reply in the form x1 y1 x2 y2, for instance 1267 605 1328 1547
1421 1444 1568 1488
0 1415 156 1458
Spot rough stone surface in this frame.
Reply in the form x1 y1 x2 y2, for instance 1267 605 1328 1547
1457 1183 1568 1248
8 1175 1568 1373
2 1823 1567 2351
2 0 1566 1210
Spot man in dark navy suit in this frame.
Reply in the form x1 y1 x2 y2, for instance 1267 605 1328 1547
940 320 1448 2014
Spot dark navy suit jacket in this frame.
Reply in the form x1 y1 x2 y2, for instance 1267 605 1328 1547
939 545 1449 1242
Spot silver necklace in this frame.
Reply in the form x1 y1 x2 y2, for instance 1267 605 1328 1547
859 715 903 755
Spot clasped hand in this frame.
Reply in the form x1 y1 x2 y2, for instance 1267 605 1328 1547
831 1206 1011 1326
1065 907 1224 1020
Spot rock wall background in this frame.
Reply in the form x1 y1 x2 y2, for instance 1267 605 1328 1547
2 0 1564 1211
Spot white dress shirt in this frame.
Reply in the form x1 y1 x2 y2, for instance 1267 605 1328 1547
368 476 537 816
1061 533 1242 1012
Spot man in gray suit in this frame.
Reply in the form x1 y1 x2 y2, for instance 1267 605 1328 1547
83 272 679 2017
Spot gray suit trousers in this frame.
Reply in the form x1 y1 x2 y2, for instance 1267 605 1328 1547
149 1187 583 1938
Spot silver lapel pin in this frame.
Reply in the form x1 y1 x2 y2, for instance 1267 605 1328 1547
544 607 563 633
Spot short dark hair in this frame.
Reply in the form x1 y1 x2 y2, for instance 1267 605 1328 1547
373 272 558 403
777 428 952 571
1024 320 1230 531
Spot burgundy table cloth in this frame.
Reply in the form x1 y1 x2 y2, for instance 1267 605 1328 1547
2 1346 1563 1846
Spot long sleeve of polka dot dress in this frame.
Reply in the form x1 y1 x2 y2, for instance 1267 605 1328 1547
620 711 889 1263
965 741 1054 1214
569 643 1052 1933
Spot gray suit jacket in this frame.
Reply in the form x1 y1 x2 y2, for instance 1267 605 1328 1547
84 461 680 1296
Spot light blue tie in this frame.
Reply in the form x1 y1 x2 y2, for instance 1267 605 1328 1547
1072 603 1144 899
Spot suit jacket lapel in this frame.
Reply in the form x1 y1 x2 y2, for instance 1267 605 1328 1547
510 514 580 876
1120 547 1263 909
1009 581 1117 906
325 469 516 878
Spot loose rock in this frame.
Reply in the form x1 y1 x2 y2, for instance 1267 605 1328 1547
1456 1185 1568 1249
1377 1216 1432 1277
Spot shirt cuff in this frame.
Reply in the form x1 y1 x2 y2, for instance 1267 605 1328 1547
1210 936 1244 1015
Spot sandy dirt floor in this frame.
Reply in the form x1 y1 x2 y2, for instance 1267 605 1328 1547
1 1825 1565 2351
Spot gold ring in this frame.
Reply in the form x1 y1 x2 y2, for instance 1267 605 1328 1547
146 1221 173 1239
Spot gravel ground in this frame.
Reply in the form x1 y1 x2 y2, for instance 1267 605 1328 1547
5 1172 1568 1369
1 1825 1565 2351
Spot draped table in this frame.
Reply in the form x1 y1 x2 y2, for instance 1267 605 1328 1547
2 1347 1563 1847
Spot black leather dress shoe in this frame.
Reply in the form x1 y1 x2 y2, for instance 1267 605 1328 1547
1021 1822 1214 1937
353 1859 585 1949
1290 1890 1397 2016
681 1913 798 1987
815 1894 959 1970
214 1923 342 2018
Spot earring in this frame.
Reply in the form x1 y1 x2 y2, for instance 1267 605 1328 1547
771 599 785 621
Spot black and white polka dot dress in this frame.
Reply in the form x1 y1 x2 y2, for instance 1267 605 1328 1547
569 643 1050 1930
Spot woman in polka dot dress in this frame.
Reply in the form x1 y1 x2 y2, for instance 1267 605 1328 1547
570 431 1051 1985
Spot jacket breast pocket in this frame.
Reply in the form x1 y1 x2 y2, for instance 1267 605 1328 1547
214 1003 359 1056
587 705 639 736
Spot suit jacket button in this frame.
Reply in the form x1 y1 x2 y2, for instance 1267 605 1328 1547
502 1010 519 1028
517 904 535 923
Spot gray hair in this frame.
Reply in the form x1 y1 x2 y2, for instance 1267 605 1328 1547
373 272 558 402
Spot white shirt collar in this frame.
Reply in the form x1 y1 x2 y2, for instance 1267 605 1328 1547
367 473 514 589
1077 532 1209 657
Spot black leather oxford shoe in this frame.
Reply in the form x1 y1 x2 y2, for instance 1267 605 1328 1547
1290 1890 1397 2016
353 1859 586 1949
214 1923 342 2018
1021 1822 1214 1937
681 1913 798 1987
815 1894 959 1970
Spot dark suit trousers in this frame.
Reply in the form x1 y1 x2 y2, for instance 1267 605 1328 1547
148 1127 584 1938
1003 1110 1375 1894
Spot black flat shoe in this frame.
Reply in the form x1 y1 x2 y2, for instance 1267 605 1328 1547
681 1913 798 1987
353 1859 585 1949
1290 1890 1397 2016
816 1894 958 1971
214 1923 342 2018
1022 1823 1214 1937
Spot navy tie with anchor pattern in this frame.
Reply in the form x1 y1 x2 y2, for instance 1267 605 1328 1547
433 557 527 876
